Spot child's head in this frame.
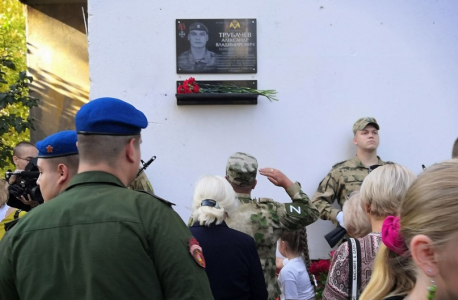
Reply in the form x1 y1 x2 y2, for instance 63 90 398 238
343 191 371 238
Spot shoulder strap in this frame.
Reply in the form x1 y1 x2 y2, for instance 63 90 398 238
348 238 362 300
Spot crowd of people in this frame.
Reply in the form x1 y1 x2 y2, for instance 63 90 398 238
0 97 457 300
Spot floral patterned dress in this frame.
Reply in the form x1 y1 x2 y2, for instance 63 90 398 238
322 233 382 300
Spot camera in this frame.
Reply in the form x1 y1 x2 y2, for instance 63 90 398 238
5 157 43 211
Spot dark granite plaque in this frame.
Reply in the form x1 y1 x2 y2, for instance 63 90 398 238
176 19 257 74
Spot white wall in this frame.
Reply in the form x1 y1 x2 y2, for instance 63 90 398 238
88 0 458 258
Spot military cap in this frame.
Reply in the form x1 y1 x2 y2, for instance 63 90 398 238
226 152 258 187
36 130 78 158
75 97 148 135
352 117 379 135
189 22 208 33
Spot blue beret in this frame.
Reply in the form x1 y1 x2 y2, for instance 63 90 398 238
75 97 148 135
37 130 78 158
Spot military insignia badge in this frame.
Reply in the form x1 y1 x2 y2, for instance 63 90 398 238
178 23 186 38
188 237 206 268
229 20 241 29
46 145 53 153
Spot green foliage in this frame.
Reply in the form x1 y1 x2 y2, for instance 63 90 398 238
0 0 37 174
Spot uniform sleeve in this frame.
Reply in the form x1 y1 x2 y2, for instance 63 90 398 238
312 169 342 222
247 239 268 300
127 172 154 194
322 243 350 300
273 182 320 231
0 235 20 300
142 200 214 300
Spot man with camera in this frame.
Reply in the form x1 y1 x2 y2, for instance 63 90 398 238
6 142 40 210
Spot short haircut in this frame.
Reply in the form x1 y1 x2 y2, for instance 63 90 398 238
452 138 458 158
343 191 371 238
0 180 9 207
77 134 140 167
191 175 238 226
360 164 416 218
45 155 79 177
13 142 36 156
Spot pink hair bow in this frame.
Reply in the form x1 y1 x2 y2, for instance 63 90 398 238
381 216 408 255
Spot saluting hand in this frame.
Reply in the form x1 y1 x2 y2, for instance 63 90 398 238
259 168 294 189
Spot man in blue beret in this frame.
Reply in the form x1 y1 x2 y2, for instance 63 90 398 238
36 130 79 202
178 21 220 72
0 97 213 300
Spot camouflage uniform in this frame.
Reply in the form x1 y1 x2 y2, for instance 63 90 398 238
224 152 320 300
312 156 390 223
128 172 154 194
177 50 219 72
312 117 389 223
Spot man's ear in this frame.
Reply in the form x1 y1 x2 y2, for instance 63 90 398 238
57 164 69 184
125 138 137 163
252 179 257 190
353 136 358 145
410 235 438 277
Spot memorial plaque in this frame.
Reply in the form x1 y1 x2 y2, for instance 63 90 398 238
176 19 257 74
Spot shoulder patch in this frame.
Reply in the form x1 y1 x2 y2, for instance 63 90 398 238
332 160 347 168
188 237 206 268
138 191 175 206
258 197 274 204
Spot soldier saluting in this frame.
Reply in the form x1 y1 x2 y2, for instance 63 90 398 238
224 152 319 300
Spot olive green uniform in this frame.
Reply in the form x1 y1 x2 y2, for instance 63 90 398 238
0 171 213 300
312 156 389 222
226 182 319 300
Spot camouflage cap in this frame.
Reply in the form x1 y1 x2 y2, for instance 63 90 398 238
352 117 380 135
226 152 258 187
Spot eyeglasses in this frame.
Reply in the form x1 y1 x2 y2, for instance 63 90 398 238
368 164 381 173
16 156 34 162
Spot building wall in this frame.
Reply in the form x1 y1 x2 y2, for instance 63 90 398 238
88 0 458 258
27 2 89 142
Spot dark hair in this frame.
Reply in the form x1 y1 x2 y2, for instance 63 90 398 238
280 228 314 285
452 138 458 159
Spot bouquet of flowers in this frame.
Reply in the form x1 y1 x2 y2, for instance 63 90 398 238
309 252 334 299
177 77 278 101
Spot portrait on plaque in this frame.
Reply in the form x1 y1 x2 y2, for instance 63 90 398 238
176 19 257 74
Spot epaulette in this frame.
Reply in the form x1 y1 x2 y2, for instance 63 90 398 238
332 160 347 168
138 191 175 206
384 161 395 165
258 197 274 204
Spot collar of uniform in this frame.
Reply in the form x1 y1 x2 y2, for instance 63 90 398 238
350 155 384 168
235 192 252 204
66 171 126 192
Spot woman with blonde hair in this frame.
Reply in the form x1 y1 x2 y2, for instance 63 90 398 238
323 164 416 300
342 191 371 238
360 160 458 300
189 175 267 300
